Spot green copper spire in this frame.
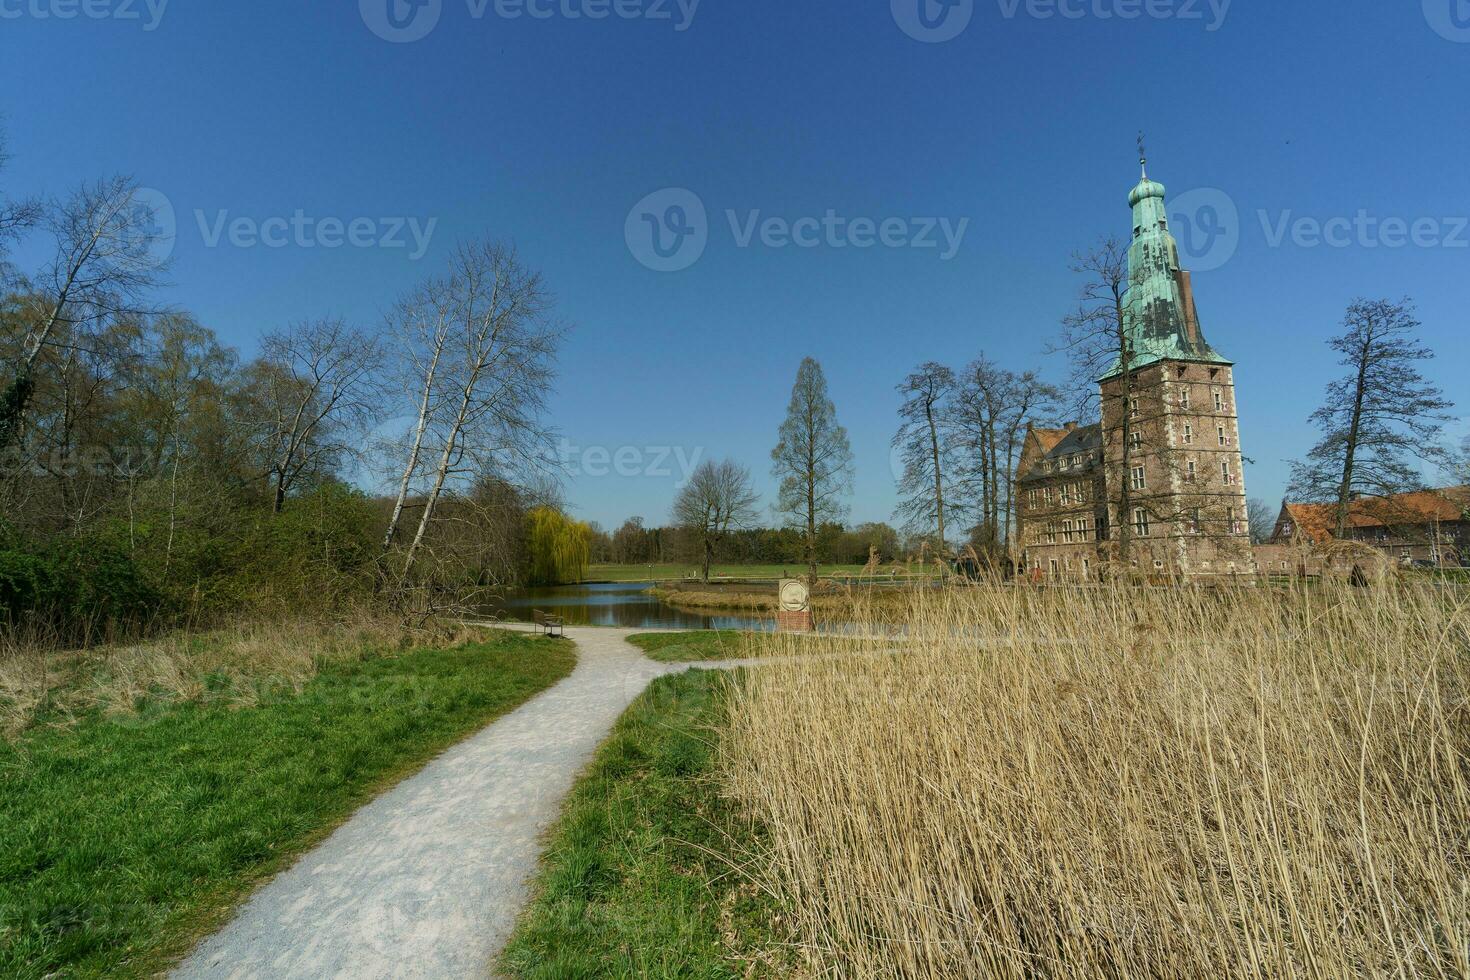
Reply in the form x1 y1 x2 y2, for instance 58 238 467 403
1105 150 1230 379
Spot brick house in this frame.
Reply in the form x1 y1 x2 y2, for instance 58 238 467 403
1269 488 1470 568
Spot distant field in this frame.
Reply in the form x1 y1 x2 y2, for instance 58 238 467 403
584 563 926 583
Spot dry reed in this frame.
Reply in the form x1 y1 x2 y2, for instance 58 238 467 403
0 613 434 737
722 582 1470 978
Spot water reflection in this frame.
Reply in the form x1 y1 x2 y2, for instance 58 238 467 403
482 582 776 632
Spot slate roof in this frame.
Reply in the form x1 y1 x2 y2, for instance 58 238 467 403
1020 423 1103 482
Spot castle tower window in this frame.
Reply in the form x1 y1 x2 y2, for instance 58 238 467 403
1133 509 1150 537
1218 426 1229 447
1181 388 1190 410
1183 424 1193 445
1131 466 1146 491
1129 398 1140 418
1186 459 1197 481
1130 431 1142 450
1221 461 1235 486
1213 390 1224 412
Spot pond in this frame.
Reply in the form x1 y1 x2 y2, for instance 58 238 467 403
482 582 776 632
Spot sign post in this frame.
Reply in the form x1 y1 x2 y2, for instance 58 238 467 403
777 578 813 633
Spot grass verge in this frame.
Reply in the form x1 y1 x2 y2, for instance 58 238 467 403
625 631 760 663
0 629 574 979
498 669 790 979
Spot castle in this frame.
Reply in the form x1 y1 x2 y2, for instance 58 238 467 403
1017 158 1252 580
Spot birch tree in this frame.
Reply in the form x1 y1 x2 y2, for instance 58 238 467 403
2 177 167 448
390 241 564 577
249 318 384 514
892 362 956 554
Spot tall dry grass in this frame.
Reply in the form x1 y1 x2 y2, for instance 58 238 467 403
0 613 443 737
722 582 1470 978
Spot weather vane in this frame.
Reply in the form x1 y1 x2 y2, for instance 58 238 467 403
1137 131 1148 178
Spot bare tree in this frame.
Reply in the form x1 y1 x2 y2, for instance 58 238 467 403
1247 497 1275 545
771 357 854 587
248 317 384 513
1288 298 1453 537
893 362 957 553
951 360 1060 554
2 177 167 448
390 241 564 577
1052 237 1140 565
0 125 40 276
672 458 761 582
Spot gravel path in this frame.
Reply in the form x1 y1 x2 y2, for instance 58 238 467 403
173 626 707 980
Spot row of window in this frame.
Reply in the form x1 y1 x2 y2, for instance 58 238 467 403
1127 386 1230 417
1042 451 1099 474
1131 460 1237 490
1181 423 1234 447
1041 518 1094 544
1131 506 1245 538
1029 482 1092 508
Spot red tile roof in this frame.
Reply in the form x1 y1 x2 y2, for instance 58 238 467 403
1281 487 1470 544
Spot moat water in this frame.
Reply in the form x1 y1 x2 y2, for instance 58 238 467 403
482 582 775 632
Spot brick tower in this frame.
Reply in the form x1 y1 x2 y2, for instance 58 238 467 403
1018 154 1252 580
1099 153 1251 577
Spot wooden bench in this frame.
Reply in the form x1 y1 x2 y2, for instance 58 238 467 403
532 609 565 638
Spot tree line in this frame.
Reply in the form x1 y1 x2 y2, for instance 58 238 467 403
0 129 581 640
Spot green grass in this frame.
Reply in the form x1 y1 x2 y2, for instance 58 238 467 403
626 631 763 663
0 630 574 979
499 669 789 979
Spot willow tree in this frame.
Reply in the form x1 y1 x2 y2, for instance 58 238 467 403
525 507 591 586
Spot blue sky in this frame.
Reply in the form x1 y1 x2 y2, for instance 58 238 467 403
2 0 1467 530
